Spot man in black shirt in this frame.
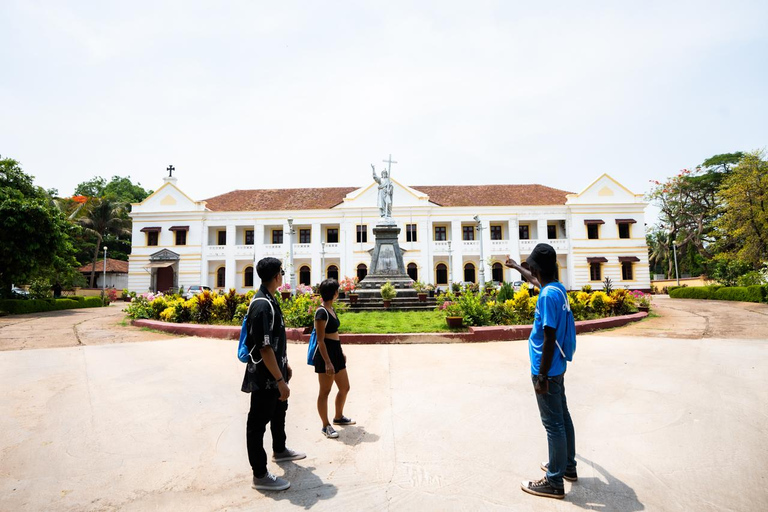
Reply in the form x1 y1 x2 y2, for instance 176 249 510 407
243 257 305 491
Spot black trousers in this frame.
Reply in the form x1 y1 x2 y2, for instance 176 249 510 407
246 388 288 477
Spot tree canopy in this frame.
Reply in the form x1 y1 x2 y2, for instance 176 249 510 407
0 157 77 298
74 175 152 205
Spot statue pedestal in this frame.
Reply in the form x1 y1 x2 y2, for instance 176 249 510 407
356 220 416 299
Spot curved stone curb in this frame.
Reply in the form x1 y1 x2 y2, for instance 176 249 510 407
131 312 648 344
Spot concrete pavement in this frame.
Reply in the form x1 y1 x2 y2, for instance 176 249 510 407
1 298 767 511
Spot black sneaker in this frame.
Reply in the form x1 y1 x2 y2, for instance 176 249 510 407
521 477 565 499
541 462 578 482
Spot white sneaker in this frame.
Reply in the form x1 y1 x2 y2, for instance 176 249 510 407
252 472 290 491
322 424 339 439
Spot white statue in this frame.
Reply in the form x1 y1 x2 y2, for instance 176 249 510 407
371 164 393 218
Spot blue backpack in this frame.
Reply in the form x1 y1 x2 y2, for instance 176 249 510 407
306 306 327 365
548 286 577 361
237 297 274 364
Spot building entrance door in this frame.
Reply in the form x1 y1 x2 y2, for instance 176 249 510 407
156 266 174 292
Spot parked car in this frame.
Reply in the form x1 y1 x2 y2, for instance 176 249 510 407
183 285 212 300
512 280 524 292
11 287 29 298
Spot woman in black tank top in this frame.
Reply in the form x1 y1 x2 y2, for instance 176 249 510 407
313 279 355 439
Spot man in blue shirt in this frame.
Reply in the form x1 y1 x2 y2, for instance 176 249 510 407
506 243 577 500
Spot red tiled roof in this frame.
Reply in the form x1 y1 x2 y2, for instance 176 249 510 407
78 258 129 274
412 185 572 207
203 184 571 211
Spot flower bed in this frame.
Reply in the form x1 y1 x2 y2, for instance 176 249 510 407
124 288 346 328
435 285 651 327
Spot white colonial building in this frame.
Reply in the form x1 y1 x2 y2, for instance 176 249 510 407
128 174 650 293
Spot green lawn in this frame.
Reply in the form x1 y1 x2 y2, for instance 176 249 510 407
338 310 460 333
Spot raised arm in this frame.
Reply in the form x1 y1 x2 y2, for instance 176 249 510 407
504 256 541 288
371 164 380 184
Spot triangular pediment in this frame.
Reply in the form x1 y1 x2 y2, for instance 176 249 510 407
132 179 207 213
566 174 645 205
336 178 434 210
150 249 180 261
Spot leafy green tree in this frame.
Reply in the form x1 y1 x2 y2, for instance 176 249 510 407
715 150 768 267
74 175 152 205
78 198 132 287
70 176 151 266
647 151 744 277
73 177 107 198
0 157 77 298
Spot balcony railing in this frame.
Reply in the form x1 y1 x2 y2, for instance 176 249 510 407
490 240 510 253
262 244 283 256
519 239 569 254
462 240 479 252
323 243 340 253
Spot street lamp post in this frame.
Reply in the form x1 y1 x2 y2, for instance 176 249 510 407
668 229 680 287
447 240 453 288
672 242 680 287
474 215 486 288
102 246 108 300
321 241 326 281
287 218 296 295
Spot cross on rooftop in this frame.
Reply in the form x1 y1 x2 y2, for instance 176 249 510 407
167 165 175 177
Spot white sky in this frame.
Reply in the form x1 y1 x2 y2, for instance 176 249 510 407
2 1 766 226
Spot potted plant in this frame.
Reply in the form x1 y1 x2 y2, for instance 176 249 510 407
121 288 130 302
277 283 291 300
412 281 428 302
441 300 464 328
483 281 495 296
341 276 360 303
451 282 462 296
380 281 397 308
632 290 652 312
426 283 436 297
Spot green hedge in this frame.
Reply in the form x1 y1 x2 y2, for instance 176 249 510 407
670 285 767 303
0 297 105 315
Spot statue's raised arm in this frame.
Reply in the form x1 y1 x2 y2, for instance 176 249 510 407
371 164 380 184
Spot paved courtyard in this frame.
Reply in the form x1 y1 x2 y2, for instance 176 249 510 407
1 297 767 511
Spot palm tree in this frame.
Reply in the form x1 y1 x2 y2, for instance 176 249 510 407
78 198 131 287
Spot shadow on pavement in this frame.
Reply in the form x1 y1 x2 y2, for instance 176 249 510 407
261 462 338 509
568 456 644 510
337 425 380 447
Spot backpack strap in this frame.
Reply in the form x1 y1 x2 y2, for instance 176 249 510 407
246 296 275 364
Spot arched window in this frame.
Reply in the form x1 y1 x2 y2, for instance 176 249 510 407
216 267 226 288
492 262 504 283
327 265 339 281
244 266 254 287
357 263 368 281
299 265 311 286
436 263 448 285
407 262 418 281
464 263 476 283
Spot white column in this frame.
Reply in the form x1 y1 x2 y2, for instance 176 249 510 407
565 215 574 290
420 219 430 284
481 218 492 282
253 223 265 264
508 216 521 282
451 220 463 283
311 222 322 285
225 224 236 290
200 222 208 285
537 219 548 243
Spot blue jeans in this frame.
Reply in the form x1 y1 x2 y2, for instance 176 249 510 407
532 373 576 489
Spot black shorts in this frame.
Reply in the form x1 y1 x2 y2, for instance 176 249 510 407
313 338 346 374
